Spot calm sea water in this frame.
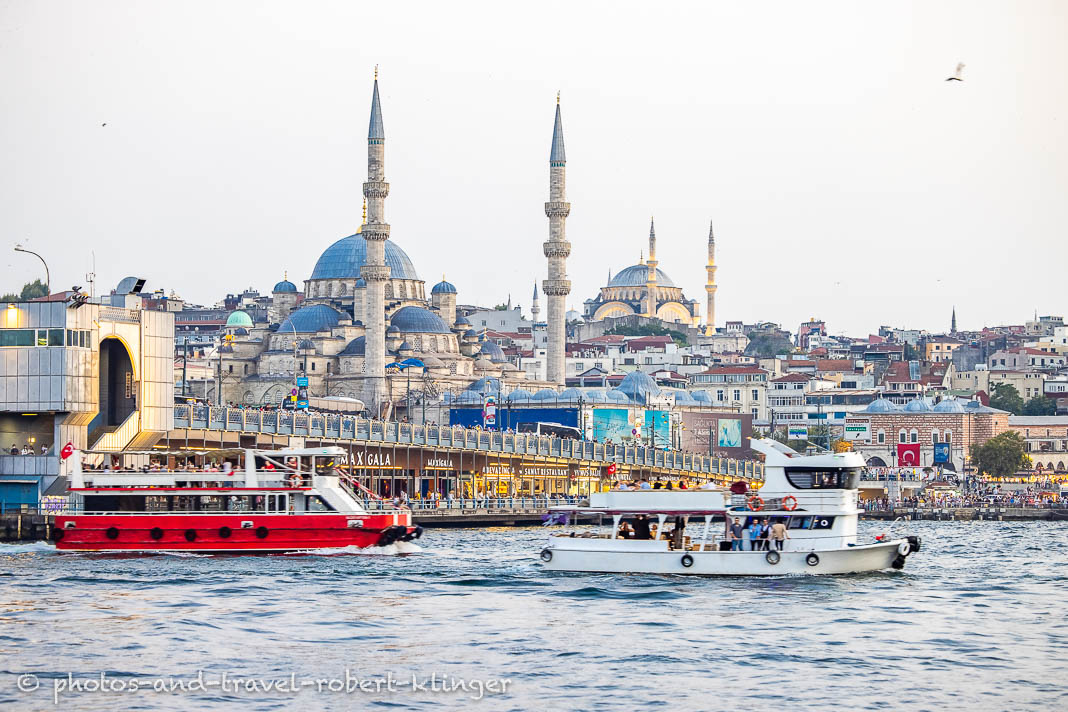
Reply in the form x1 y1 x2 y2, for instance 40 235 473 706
0 521 1065 711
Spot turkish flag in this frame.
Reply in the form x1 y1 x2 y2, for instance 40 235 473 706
606 463 617 476
60 442 74 460
897 443 921 467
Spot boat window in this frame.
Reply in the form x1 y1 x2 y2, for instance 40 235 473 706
306 495 334 512
788 516 812 529
811 516 835 529
784 468 861 490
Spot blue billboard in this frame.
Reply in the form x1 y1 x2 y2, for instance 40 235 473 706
933 442 950 464
592 408 630 443
449 406 579 430
644 410 670 448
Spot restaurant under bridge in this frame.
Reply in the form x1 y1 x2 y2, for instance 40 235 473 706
166 405 763 501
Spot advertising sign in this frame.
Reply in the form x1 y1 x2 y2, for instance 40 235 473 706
644 410 670 448
483 396 497 428
933 442 950 464
844 422 871 441
679 412 753 455
592 408 630 443
295 377 309 410
718 418 742 448
788 425 809 440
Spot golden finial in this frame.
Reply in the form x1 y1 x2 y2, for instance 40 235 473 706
284 270 287 280
556 90 560 105
442 272 446 282
374 64 378 81
362 199 367 224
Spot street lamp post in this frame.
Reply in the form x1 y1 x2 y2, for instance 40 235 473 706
13 245 49 295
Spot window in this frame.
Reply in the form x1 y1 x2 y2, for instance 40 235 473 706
733 389 741 401
944 430 952 443
899 429 907 443
932 432 939 445
751 408 758 418
752 389 759 401
228 364 234 373
717 390 725 402
784 469 860 490
311 362 316 371
0 329 34 347
910 429 918 443
877 429 886 444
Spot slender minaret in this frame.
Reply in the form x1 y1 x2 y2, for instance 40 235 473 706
644 217 658 317
531 282 540 324
951 306 957 334
543 93 571 385
361 67 391 410
704 220 717 336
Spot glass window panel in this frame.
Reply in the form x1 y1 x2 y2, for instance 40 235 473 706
49 329 64 346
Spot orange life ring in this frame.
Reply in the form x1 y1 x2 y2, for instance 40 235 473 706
747 495 764 511
289 474 302 488
782 495 798 511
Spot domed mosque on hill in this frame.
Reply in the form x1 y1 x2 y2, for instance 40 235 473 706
214 72 544 410
582 218 708 328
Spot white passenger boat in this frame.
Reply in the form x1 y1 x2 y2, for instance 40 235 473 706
539 438 921 575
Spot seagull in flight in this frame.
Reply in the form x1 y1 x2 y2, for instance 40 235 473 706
946 63 965 82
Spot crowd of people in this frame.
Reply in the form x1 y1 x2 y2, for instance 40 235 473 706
7 443 48 456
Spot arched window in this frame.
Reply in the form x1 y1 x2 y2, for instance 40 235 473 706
385 284 393 299
877 429 885 444
931 431 939 445
243 364 249 375
339 283 347 296
898 429 907 443
944 430 952 444
910 429 918 443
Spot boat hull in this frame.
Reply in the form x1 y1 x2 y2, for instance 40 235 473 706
540 539 910 575
52 512 417 553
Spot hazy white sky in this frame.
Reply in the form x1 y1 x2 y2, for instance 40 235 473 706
2 1 1065 335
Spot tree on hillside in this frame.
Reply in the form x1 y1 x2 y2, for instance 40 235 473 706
1021 396 1056 416
744 334 792 358
989 383 1024 414
0 279 48 302
970 431 1030 477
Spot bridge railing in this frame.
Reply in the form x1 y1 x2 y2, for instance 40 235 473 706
171 404 763 480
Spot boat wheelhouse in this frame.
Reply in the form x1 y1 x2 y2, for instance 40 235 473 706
539 438 921 575
52 447 421 553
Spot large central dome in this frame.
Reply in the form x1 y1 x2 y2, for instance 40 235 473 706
608 264 675 288
310 234 420 281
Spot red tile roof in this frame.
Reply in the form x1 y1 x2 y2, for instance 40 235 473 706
772 373 811 382
816 359 855 372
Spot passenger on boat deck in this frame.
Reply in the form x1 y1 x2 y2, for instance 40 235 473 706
665 481 674 490
679 481 687 490
747 519 762 551
729 518 744 551
639 480 652 490
759 518 771 551
617 521 635 539
770 521 789 550
633 514 652 540
652 481 662 490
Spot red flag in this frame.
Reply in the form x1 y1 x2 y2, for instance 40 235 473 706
897 443 921 467
60 442 74 460
606 463 617 476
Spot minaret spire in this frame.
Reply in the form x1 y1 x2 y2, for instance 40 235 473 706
361 68 391 410
543 94 572 385
531 281 541 324
704 219 717 336
644 216 658 317
951 306 957 334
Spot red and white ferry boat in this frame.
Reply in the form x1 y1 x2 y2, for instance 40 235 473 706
53 447 422 553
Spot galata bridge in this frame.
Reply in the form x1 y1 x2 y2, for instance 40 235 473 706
162 404 764 525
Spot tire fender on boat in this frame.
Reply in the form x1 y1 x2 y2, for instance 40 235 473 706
255 526 269 539
540 548 553 562
897 542 911 556
892 554 907 570
52 528 64 542
765 551 781 565
218 526 232 539
149 527 164 540
680 554 694 568
906 535 922 553
805 553 820 567
105 527 120 540
184 529 197 542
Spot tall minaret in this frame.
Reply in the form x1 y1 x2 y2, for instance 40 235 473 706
644 217 658 317
704 220 717 336
531 282 540 324
543 93 571 385
361 67 391 410
951 306 957 334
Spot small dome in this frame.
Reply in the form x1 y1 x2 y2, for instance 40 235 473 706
466 377 501 395
390 306 451 334
387 325 400 335
397 340 413 353
421 355 445 368
505 389 532 403
673 390 697 404
431 279 457 295
617 370 661 402
233 328 249 336
454 316 472 326
278 304 343 334
532 388 559 401
479 341 507 363
226 310 254 328
606 389 631 402
340 336 366 356
903 399 932 413
273 279 298 293
933 399 966 413
499 362 519 372
608 264 675 288
473 358 497 371
691 390 712 403
566 310 584 323
558 387 587 402
865 398 901 413
463 329 478 341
